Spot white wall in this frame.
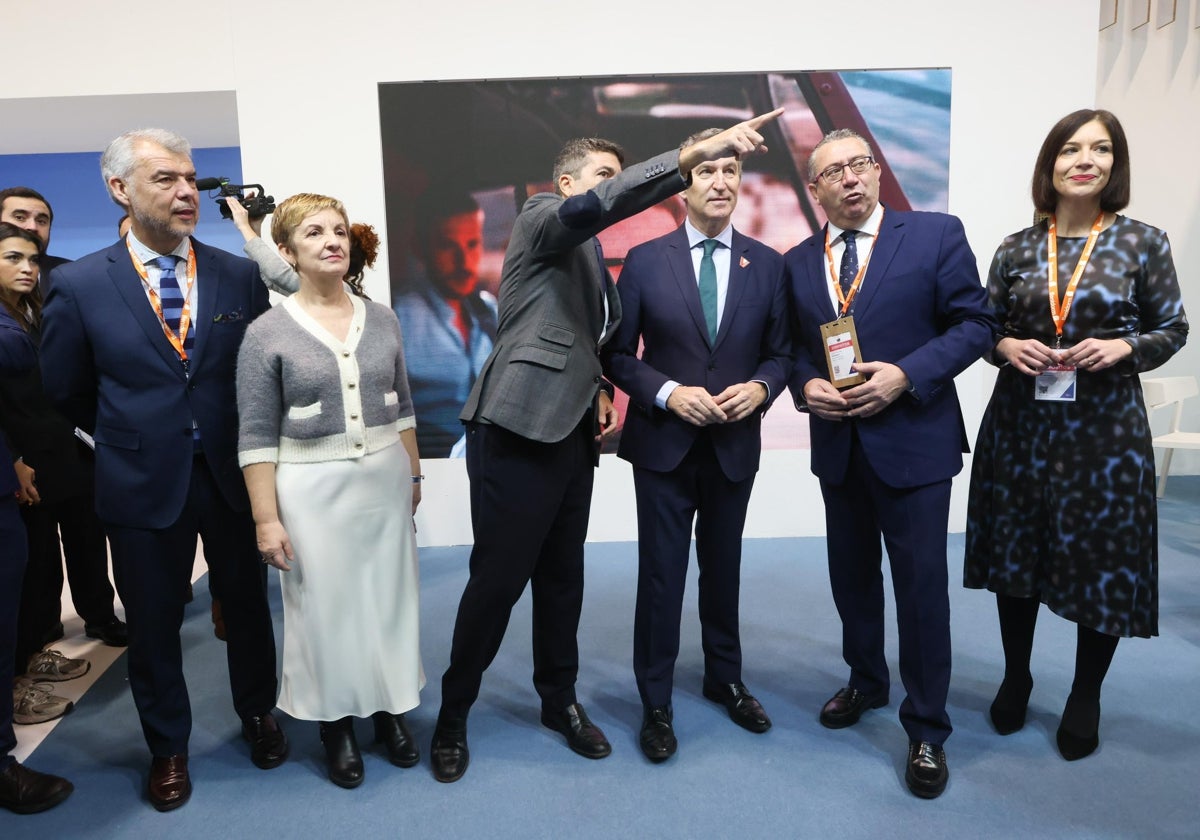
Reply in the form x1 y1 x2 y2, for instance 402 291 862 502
1096 1 1200 475
6 0 1107 545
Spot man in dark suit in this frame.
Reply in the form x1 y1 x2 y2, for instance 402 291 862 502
40 128 287 811
0 306 73 815
0 187 70 285
602 129 790 762
785 129 996 799
431 110 783 783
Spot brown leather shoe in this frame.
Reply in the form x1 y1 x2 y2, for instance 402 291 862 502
0 761 74 814
148 754 191 811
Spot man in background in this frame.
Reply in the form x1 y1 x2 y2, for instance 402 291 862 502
393 191 497 457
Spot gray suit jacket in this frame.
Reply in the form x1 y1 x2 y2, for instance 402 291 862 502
460 150 686 443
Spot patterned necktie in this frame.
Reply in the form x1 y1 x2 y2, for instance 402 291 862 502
698 239 720 343
153 255 192 354
838 230 859 296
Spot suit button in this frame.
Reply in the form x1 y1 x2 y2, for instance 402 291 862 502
593 376 601 383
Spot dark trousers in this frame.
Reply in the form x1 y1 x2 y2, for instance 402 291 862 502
1 496 28 768
632 434 755 709
440 419 595 717
821 435 953 745
14 493 116 672
104 455 277 757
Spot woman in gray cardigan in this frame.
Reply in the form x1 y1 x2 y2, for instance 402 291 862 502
236 193 424 789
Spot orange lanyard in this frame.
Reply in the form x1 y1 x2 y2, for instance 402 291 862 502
126 239 197 361
824 210 882 317
1046 212 1104 348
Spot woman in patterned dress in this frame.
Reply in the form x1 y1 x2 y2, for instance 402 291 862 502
964 110 1188 760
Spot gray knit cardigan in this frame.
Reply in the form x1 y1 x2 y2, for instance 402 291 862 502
236 294 416 466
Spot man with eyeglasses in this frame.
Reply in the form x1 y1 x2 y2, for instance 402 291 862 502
784 129 996 799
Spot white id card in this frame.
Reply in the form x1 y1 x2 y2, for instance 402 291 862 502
1034 366 1077 402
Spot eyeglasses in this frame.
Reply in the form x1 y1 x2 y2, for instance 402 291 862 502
813 155 875 184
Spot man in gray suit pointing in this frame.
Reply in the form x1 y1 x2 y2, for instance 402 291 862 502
431 108 784 783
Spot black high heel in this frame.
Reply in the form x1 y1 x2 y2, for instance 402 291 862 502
989 674 1033 735
1056 693 1100 761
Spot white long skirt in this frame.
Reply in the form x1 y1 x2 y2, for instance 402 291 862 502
274 443 424 720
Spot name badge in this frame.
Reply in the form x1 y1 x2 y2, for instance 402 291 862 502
1034 365 1077 402
819 316 865 389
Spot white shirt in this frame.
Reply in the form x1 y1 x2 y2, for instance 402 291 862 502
824 202 884 317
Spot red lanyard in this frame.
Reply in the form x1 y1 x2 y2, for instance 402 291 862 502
823 209 882 317
126 239 197 361
1046 212 1104 347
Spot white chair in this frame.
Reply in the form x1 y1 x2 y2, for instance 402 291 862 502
1142 376 1200 498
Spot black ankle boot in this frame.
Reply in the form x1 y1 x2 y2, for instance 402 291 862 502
319 717 363 788
372 711 420 768
989 674 1033 735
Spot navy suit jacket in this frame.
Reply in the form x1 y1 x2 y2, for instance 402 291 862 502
40 238 269 529
0 308 37 498
785 209 997 489
603 226 791 483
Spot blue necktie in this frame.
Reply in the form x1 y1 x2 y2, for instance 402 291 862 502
838 230 859 296
153 255 192 355
698 239 720 343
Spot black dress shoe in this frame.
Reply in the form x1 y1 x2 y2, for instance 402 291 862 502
1056 693 1100 761
373 711 420 767
430 716 469 783
242 713 289 769
541 702 612 759
0 761 74 814
905 741 949 799
320 718 363 788
148 754 191 811
989 675 1033 735
639 706 677 763
819 687 887 729
702 681 772 733
84 617 129 647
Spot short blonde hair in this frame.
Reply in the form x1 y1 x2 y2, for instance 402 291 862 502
271 193 349 250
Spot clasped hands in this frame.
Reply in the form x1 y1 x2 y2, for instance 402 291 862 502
667 382 767 427
996 336 1131 376
803 361 909 421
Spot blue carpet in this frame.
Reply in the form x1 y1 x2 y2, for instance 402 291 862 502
5 477 1198 838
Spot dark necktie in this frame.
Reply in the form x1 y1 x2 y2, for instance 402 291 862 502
699 239 720 343
838 230 859 296
153 255 192 355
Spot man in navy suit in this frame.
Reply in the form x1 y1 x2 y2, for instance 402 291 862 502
785 129 996 798
40 129 286 811
603 129 791 762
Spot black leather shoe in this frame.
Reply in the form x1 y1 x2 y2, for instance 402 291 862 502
1056 693 1100 761
989 675 1033 735
819 687 887 729
373 711 420 768
0 761 74 814
84 617 129 647
639 706 677 763
242 713 289 769
319 718 363 788
702 681 771 733
540 702 612 759
431 716 469 783
905 741 949 799
148 754 191 811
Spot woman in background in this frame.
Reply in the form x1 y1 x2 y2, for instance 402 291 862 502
964 110 1188 760
237 194 423 788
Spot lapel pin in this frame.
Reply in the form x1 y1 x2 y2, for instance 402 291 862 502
739 256 750 268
